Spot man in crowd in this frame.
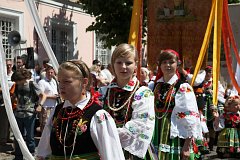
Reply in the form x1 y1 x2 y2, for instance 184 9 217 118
37 64 59 133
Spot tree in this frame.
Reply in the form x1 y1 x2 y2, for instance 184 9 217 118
78 0 147 48
228 0 240 3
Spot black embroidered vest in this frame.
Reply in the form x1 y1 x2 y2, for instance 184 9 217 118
50 102 101 156
104 88 135 127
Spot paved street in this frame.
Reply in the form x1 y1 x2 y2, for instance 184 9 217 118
0 142 239 160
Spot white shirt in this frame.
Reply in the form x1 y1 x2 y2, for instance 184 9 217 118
37 92 125 160
38 78 58 108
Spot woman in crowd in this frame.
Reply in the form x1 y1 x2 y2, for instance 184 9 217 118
140 67 150 87
101 43 155 159
152 49 203 160
11 68 46 160
37 60 124 160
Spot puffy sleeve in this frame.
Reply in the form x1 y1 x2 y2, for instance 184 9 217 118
218 81 226 104
118 86 155 158
90 109 125 160
36 108 55 158
186 70 206 86
170 83 203 140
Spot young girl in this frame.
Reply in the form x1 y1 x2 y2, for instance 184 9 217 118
213 95 240 158
152 49 203 160
101 43 155 159
37 60 124 160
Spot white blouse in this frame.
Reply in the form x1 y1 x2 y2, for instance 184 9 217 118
105 77 155 158
157 75 203 140
37 92 124 160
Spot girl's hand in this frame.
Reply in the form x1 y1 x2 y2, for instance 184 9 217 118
182 138 191 160
212 110 219 118
182 145 190 160
36 156 45 160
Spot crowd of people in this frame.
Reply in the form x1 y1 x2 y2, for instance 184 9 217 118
0 44 240 160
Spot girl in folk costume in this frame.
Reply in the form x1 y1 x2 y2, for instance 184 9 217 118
102 43 155 159
37 60 124 160
152 49 203 160
213 95 240 158
202 66 226 151
178 57 209 155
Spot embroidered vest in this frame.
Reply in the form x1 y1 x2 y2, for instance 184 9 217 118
50 102 101 156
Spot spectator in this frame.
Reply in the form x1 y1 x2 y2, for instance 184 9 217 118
90 61 108 90
101 64 114 83
40 58 50 80
15 56 25 70
37 65 59 133
0 59 14 146
11 68 46 160
32 62 41 83
140 67 150 86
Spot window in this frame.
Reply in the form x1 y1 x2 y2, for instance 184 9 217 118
95 34 111 67
0 17 15 59
0 8 23 59
51 25 73 64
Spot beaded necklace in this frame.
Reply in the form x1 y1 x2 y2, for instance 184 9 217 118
54 97 93 148
107 80 139 112
154 82 176 113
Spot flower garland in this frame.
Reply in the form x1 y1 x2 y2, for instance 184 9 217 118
223 112 240 127
154 82 176 113
107 80 139 112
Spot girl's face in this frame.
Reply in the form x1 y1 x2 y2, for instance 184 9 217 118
225 98 240 112
160 58 178 76
113 54 137 81
58 69 83 104
205 71 212 81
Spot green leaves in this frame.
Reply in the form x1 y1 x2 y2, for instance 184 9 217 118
79 0 147 48
228 0 240 4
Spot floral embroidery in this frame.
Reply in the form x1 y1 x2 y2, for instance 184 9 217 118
128 80 135 86
134 89 153 100
128 126 138 134
176 111 200 119
128 126 150 139
139 133 149 139
96 113 111 123
178 86 192 93
132 112 155 121
223 113 240 127
135 95 142 100
76 119 88 135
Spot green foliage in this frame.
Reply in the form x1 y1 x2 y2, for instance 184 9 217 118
228 0 240 4
79 0 147 48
